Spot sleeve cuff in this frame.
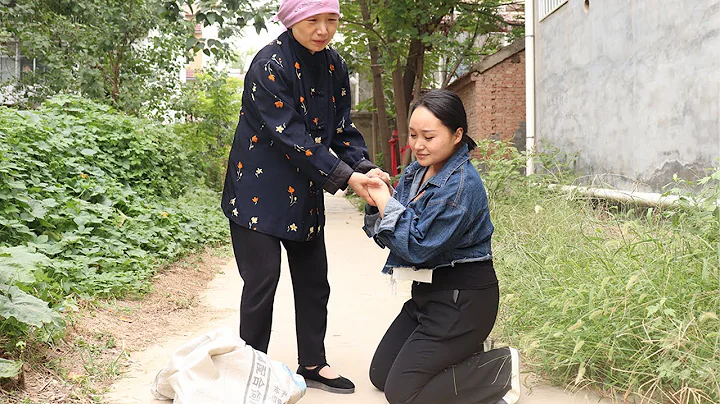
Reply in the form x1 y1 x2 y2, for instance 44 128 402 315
363 205 381 238
323 160 354 194
376 197 405 234
353 158 377 174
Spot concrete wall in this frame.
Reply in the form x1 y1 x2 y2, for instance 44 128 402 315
535 0 720 191
351 111 376 159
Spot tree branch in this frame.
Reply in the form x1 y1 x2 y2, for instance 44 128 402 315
441 20 484 88
342 18 388 48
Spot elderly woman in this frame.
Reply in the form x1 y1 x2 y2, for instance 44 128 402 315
221 0 378 395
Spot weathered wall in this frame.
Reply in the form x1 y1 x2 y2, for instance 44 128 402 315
350 111 376 159
535 0 720 191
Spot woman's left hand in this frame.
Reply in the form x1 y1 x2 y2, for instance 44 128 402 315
366 177 391 215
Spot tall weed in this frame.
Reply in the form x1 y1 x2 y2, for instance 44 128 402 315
476 139 720 403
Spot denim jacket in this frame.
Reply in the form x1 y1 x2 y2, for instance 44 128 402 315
363 145 493 274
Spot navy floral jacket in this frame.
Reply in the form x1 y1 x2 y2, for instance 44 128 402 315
221 31 375 241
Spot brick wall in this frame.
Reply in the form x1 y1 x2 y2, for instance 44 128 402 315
472 51 526 144
451 76 477 139
449 47 526 154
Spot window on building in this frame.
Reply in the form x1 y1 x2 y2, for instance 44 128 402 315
538 0 568 21
0 54 16 82
1 41 35 82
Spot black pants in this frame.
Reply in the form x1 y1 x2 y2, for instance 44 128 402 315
230 221 329 367
370 283 511 404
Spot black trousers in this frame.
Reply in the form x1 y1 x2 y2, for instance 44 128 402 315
370 283 511 404
230 221 329 367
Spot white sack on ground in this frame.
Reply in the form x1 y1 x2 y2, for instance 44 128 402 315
151 328 306 404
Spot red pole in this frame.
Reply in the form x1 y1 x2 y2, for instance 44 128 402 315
399 143 409 164
389 130 399 177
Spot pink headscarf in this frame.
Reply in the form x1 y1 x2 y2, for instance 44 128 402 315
274 0 340 29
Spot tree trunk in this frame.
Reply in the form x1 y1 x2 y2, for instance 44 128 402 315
111 60 120 102
412 42 425 103
403 46 425 166
392 63 409 170
110 44 126 103
371 97 378 162
360 0 392 171
442 26 487 88
402 38 424 110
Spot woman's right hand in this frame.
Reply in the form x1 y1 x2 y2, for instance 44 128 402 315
348 173 377 205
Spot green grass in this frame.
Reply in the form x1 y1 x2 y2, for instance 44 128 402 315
480 144 720 403
493 191 719 402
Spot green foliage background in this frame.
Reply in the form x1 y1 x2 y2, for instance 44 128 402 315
0 95 229 364
173 71 243 191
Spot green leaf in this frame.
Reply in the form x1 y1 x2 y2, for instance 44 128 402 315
20 212 34 222
30 201 47 219
0 358 22 379
0 246 50 284
7 181 26 190
73 213 88 228
0 285 63 328
41 198 59 208
253 16 264 34
185 36 199 50
80 148 97 156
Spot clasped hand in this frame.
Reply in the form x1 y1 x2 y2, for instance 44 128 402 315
347 168 392 208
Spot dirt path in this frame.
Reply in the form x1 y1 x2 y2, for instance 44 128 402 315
103 194 611 404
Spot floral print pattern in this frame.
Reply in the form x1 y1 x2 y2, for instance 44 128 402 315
221 31 375 241
288 186 297 206
236 161 243 181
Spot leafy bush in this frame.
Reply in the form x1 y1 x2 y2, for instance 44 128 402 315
472 139 529 199
0 95 229 364
173 71 243 190
2 0 189 117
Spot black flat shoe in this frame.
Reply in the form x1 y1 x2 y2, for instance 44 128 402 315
297 363 355 394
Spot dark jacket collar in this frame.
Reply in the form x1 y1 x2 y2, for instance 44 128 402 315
287 29 327 66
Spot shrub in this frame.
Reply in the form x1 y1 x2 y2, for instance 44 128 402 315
172 71 242 191
0 95 229 366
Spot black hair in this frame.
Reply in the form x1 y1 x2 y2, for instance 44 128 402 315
409 89 476 151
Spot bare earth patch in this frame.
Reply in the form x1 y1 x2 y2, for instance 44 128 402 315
1 245 232 404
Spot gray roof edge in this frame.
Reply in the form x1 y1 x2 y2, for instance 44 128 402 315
473 38 525 74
